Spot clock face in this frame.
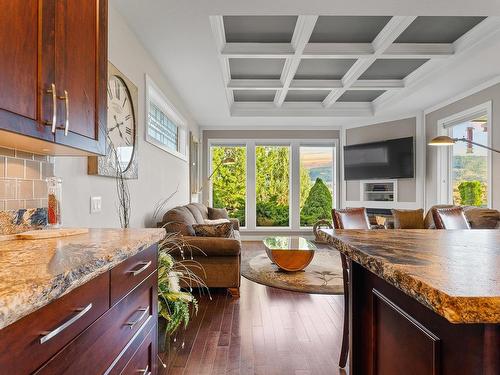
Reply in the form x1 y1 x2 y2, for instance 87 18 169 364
107 75 135 172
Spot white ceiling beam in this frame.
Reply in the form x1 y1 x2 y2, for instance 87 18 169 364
209 16 234 109
302 43 373 58
274 16 318 107
383 43 454 58
231 101 373 117
322 16 417 108
221 43 294 58
228 79 283 90
229 79 404 91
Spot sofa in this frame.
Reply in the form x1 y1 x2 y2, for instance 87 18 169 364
158 203 241 297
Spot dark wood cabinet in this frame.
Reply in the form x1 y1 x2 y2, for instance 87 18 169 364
0 0 106 155
0 244 159 375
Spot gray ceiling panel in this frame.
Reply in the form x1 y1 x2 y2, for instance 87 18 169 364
309 16 392 43
295 59 356 80
359 59 429 80
285 90 329 102
233 90 276 102
337 90 385 102
224 16 298 43
395 16 486 43
229 58 285 79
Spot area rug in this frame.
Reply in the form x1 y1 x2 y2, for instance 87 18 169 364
241 249 344 295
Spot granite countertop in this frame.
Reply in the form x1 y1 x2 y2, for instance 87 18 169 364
319 229 500 324
0 228 165 330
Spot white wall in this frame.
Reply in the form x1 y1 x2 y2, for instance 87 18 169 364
55 5 198 228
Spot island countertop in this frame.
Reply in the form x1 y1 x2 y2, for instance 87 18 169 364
0 228 165 330
319 229 500 324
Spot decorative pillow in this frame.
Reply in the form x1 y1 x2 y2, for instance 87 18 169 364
391 209 425 229
193 222 233 238
204 218 230 225
208 207 229 220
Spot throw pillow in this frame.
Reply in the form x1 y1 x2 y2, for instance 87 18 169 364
391 209 425 229
208 207 229 220
204 218 230 225
193 222 233 238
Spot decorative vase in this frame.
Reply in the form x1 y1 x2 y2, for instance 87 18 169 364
158 317 170 353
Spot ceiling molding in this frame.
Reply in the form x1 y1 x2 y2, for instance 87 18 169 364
229 78 404 91
231 101 373 117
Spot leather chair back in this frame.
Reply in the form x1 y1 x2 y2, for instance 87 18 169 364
432 206 471 229
332 208 371 229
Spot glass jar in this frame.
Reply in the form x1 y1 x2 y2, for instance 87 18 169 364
46 177 62 228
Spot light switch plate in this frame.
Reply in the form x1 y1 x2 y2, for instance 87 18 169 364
90 196 102 214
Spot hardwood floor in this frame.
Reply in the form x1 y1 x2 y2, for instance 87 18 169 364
160 241 348 375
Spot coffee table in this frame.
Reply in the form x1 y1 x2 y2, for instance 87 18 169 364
263 236 317 272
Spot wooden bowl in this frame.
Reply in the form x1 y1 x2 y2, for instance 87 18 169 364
268 249 315 272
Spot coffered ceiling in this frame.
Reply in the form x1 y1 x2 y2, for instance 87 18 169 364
112 0 500 128
211 15 488 117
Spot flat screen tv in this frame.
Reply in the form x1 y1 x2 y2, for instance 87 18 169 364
344 137 414 180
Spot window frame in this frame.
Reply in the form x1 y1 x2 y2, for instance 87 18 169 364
145 74 188 161
208 138 338 232
436 101 492 207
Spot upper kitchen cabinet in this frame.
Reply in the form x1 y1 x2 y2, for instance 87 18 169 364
0 0 107 155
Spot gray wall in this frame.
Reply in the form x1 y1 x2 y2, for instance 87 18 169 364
425 82 500 209
54 5 198 228
345 117 417 203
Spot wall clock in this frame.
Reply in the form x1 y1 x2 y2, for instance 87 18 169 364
88 62 138 178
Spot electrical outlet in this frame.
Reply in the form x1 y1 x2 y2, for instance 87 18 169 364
90 196 102 214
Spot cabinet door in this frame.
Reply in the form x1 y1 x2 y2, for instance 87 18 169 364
0 0 55 141
54 0 107 154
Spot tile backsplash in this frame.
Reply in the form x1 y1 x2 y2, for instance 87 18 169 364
0 147 54 211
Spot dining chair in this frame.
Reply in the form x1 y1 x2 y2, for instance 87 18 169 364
331 207 371 368
432 206 471 229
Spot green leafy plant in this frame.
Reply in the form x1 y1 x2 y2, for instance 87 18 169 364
457 180 484 206
157 233 208 335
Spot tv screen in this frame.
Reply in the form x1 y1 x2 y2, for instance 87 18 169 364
344 137 414 180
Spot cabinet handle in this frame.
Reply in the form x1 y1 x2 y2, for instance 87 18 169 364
45 83 57 133
125 307 149 330
58 90 69 136
127 261 152 277
138 365 150 375
39 303 93 344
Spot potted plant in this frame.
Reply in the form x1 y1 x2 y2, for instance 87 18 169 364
157 231 208 353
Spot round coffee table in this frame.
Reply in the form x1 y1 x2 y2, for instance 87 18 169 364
263 236 317 272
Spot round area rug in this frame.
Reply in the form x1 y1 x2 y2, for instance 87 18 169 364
241 249 344 295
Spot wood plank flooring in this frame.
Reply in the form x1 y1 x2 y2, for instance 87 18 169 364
160 241 348 375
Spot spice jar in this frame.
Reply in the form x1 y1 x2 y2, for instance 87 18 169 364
46 177 62 228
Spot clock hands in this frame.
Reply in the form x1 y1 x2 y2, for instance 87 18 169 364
109 115 125 139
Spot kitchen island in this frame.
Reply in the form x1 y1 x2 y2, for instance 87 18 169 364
320 229 500 375
0 228 165 374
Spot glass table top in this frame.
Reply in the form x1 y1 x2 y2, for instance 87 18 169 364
263 236 317 251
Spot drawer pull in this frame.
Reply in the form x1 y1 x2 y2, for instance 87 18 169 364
39 303 93 344
125 307 149 330
57 90 69 136
127 261 152 277
45 83 57 133
138 365 150 375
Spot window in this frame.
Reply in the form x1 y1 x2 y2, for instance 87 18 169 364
210 145 247 226
145 75 187 160
438 102 491 207
256 145 290 227
300 146 334 226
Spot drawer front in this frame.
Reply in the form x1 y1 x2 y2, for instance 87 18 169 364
110 244 158 305
121 326 156 375
36 271 157 375
0 271 109 375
